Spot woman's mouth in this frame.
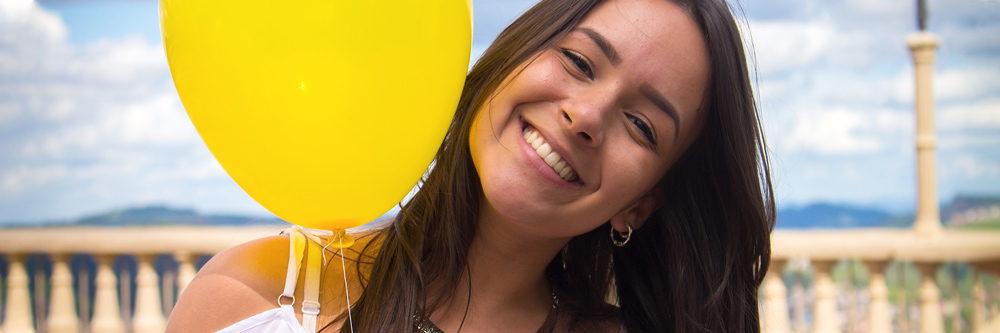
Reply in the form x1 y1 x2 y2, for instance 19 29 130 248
522 127 579 182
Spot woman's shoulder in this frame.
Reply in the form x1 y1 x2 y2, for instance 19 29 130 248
166 234 292 332
165 226 385 332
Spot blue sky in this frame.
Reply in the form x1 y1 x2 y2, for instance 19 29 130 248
1 0 998 223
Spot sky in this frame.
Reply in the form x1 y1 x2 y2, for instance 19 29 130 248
1 0 998 223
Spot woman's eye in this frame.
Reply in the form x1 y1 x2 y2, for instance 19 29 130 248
561 49 593 79
627 114 657 145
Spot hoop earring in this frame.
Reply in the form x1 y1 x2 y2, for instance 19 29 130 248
611 224 632 247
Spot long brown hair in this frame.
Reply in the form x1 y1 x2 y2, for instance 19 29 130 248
334 0 774 331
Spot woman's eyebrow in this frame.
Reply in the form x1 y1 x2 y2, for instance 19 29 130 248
640 84 680 140
577 27 621 66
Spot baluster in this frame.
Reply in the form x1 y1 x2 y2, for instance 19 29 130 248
916 262 943 333
812 260 838 333
3 254 34 333
132 254 165 333
791 261 807 333
972 271 985 333
763 259 791 333
47 254 79 333
91 255 124 333
865 260 891 333
175 251 197 296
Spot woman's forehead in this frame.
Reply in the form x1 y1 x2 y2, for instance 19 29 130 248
572 0 710 130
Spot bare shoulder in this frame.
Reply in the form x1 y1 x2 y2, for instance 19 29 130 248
165 227 385 332
166 235 290 332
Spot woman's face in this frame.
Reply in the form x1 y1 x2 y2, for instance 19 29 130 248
470 0 710 238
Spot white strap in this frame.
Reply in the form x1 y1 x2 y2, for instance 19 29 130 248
301 236 323 332
280 227 306 306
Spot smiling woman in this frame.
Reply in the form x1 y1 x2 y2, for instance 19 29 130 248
166 0 774 332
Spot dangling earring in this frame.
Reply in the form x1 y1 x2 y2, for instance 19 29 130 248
611 224 632 247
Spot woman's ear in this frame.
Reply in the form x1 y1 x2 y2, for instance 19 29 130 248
610 187 663 232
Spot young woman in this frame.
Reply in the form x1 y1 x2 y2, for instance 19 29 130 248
167 0 774 332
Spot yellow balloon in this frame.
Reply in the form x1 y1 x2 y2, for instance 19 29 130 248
160 0 471 230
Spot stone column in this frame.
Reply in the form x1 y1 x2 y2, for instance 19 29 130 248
917 262 944 333
865 261 892 333
763 259 791 333
812 260 839 333
175 251 197 296
3 254 35 333
91 255 125 333
132 254 166 333
47 254 79 333
907 31 942 238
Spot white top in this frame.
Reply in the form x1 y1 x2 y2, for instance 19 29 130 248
216 306 306 333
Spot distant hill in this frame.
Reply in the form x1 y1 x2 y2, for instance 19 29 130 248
71 206 284 226
776 203 894 229
0 206 286 227
941 194 1000 226
775 194 1000 229
4 194 998 229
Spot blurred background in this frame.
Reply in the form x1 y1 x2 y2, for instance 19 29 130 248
1 0 999 332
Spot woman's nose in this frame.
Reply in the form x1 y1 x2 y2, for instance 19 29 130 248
560 94 612 147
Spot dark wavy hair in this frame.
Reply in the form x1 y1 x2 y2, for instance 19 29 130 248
333 0 774 331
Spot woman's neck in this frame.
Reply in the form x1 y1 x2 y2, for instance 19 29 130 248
428 204 569 332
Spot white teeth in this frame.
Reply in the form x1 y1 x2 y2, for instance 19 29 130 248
559 167 573 179
553 161 567 173
530 137 542 149
522 126 578 182
544 152 561 166
536 143 552 157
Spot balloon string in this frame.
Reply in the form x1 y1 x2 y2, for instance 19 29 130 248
340 235 355 333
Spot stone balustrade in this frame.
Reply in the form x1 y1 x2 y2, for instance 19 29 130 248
0 226 282 333
765 229 1000 333
1 226 999 332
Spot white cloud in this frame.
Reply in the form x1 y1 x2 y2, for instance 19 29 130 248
749 19 835 76
782 107 911 155
0 1 265 222
939 98 1000 130
949 155 1000 178
936 67 1000 102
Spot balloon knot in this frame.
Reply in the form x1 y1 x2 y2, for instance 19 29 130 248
325 229 356 249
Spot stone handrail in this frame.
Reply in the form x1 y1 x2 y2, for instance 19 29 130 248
1 226 999 332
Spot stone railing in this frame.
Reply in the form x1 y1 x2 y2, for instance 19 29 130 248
0 226 282 333
1 226 999 332
764 229 1000 333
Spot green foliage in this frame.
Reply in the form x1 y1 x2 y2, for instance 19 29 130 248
956 217 1000 230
